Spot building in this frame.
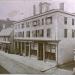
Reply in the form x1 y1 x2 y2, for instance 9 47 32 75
14 2 75 65
0 18 15 31
0 26 14 53
73 49 75 74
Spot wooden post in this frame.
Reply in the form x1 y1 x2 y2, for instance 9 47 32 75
21 42 23 55
37 43 39 60
29 42 31 57
56 43 58 65
14 42 16 54
43 43 46 62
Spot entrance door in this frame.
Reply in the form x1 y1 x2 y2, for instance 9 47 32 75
38 43 43 60
45 44 56 60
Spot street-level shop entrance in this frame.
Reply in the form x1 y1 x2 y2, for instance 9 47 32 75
45 44 56 60
14 40 59 62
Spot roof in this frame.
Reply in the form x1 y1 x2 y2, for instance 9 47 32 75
0 27 13 36
15 9 75 24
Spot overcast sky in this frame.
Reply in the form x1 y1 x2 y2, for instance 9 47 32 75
0 0 75 21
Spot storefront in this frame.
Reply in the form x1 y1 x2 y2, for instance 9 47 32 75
14 40 59 63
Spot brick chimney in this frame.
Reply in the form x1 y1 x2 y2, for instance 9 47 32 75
39 2 42 14
39 2 50 14
33 4 36 16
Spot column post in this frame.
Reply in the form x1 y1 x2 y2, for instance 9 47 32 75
21 42 23 55
14 42 16 54
24 42 26 56
56 43 58 66
43 42 46 62
37 42 39 60
29 42 31 57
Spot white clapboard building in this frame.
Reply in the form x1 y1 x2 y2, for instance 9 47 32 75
14 2 75 65
0 25 14 53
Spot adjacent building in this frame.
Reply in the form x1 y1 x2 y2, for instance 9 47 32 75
0 18 15 31
14 2 75 65
0 26 14 53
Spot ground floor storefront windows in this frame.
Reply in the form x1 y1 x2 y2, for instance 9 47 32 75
45 44 56 60
14 40 58 62
0 43 11 53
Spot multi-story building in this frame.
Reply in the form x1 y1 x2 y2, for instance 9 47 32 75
14 2 75 65
0 25 14 53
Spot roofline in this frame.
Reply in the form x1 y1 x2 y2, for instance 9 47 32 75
14 9 75 24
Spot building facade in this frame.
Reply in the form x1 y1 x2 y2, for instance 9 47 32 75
14 2 75 65
0 27 14 53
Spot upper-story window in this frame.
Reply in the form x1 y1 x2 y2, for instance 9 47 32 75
32 20 37 26
42 18 44 25
26 31 30 37
37 20 40 25
64 29 67 38
47 29 51 37
18 31 24 37
15 24 17 29
64 17 67 24
26 22 30 27
21 23 24 28
72 29 75 38
32 30 37 37
45 16 52 25
38 29 44 37
72 19 74 25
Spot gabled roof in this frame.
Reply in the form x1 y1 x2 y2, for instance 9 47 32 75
0 27 13 37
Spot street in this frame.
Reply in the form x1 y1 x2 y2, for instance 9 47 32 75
0 51 73 74
0 65 9 74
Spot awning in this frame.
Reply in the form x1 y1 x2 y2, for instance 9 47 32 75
14 38 60 43
0 41 11 44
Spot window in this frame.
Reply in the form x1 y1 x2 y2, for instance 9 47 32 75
47 29 51 37
39 29 44 37
64 29 67 38
26 22 30 27
33 20 37 26
72 19 74 25
72 30 75 38
21 23 24 28
32 30 37 37
26 31 30 37
37 20 40 25
42 18 44 25
46 17 52 25
18 32 24 37
64 17 67 24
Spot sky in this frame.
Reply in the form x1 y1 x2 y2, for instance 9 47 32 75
0 0 75 21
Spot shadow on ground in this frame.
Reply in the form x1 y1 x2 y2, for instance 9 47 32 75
0 65 9 74
58 61 75 71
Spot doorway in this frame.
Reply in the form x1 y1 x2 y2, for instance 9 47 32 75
38 43 43 60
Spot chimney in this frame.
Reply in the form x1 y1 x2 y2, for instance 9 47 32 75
33 5 36 16
59 3 64 11
39 2 50 14
39 2 42 14
3 24 6 29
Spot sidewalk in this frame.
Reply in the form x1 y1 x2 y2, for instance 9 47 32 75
0 51 56 72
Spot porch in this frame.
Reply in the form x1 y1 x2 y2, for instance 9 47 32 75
14 39 59 65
